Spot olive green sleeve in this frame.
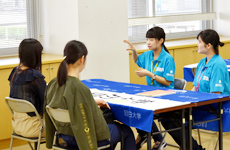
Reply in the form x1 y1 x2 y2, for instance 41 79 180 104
43 81 56 149
65 86 98 150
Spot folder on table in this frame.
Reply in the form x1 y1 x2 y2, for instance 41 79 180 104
137 90 176 97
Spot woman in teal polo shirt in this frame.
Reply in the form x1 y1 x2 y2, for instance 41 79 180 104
124 26 175 150
125 27 175 89
192 30 230 94
135 43 175 88
161 29 230 150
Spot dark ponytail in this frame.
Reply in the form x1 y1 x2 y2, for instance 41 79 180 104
219 41 224 47
57 58 68 86
197 29 224 55
162 43 169 54
57 40 88 86
146 26 170 54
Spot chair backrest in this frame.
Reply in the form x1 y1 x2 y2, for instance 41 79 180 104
46 105 70 130
192 67 197 76
5 97 45 128
174 78 187 90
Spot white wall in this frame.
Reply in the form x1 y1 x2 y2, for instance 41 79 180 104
42 0 130 83
78 0 129 82
213 0 230 36
42 0 79 55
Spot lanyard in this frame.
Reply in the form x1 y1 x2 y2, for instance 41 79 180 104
151 61 159 85
196 67 207 91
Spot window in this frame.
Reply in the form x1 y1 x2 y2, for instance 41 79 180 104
0 0 39 56
128 0 215 43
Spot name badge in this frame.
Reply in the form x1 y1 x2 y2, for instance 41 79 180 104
156 67 164 72
203 76 209 81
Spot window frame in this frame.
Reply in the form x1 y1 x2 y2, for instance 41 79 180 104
128 0 214 43
0 0 40 56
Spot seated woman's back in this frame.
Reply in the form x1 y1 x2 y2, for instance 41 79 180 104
8 38 46 138
9 67 46 116
45 76 110 144
44 40 110 150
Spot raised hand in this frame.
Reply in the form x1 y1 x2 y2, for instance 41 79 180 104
124 40 136 52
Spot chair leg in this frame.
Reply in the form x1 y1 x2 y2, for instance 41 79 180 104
197 129 202 145
10 136 14 150
36 136 42 149
52 132 58 150
158 121 180 148
28 142 34 150
34 142 38 150
214 138 219 150
36 128 43 150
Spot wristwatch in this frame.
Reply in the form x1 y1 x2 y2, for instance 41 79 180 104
152 74 156 80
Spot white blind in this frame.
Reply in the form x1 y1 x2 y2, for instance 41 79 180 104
0 0 39 56
128 0 215 43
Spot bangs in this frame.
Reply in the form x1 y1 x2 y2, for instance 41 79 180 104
197 31 203 40
146 30 157 39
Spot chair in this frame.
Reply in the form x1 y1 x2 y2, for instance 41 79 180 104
157 78 187 148
46 105 111 150
5 97 46 150
174 78 187 90
161 78 206 148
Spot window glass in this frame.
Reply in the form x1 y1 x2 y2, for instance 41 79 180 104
155 0 201 16
0 0 27 50
128 0 211 43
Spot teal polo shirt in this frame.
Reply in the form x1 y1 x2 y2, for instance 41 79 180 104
193 54 230 95
136 47 175 88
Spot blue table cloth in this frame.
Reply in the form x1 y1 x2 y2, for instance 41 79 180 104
82 79 230 132
184 59 230 82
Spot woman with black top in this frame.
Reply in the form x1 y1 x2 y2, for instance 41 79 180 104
8 38 46 137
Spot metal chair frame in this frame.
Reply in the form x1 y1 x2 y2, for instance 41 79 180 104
46 105 111 150
174 78 187 90
5 97 46 150
158 78 187 149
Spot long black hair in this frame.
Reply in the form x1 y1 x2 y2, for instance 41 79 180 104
57 40 88 86
11 38 43 85
197 29 224 55
19 38 43 71
146 26 169 53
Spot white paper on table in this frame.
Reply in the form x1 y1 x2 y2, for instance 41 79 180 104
184 63 198 68
90 89 190 111
170 89 187 93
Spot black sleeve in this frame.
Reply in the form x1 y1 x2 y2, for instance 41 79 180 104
8 67 17 82
30 77 47 114
100 107 116 124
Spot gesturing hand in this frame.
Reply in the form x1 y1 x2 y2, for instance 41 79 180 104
124 40 136 52
135 68 150 77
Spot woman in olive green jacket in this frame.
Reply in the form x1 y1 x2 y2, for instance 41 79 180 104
44 40 135 150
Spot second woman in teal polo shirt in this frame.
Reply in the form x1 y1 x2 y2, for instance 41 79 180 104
193 53 230 94
161 29 230 150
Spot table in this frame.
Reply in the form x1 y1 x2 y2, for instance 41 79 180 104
82 79 230 150
184 59 230 82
